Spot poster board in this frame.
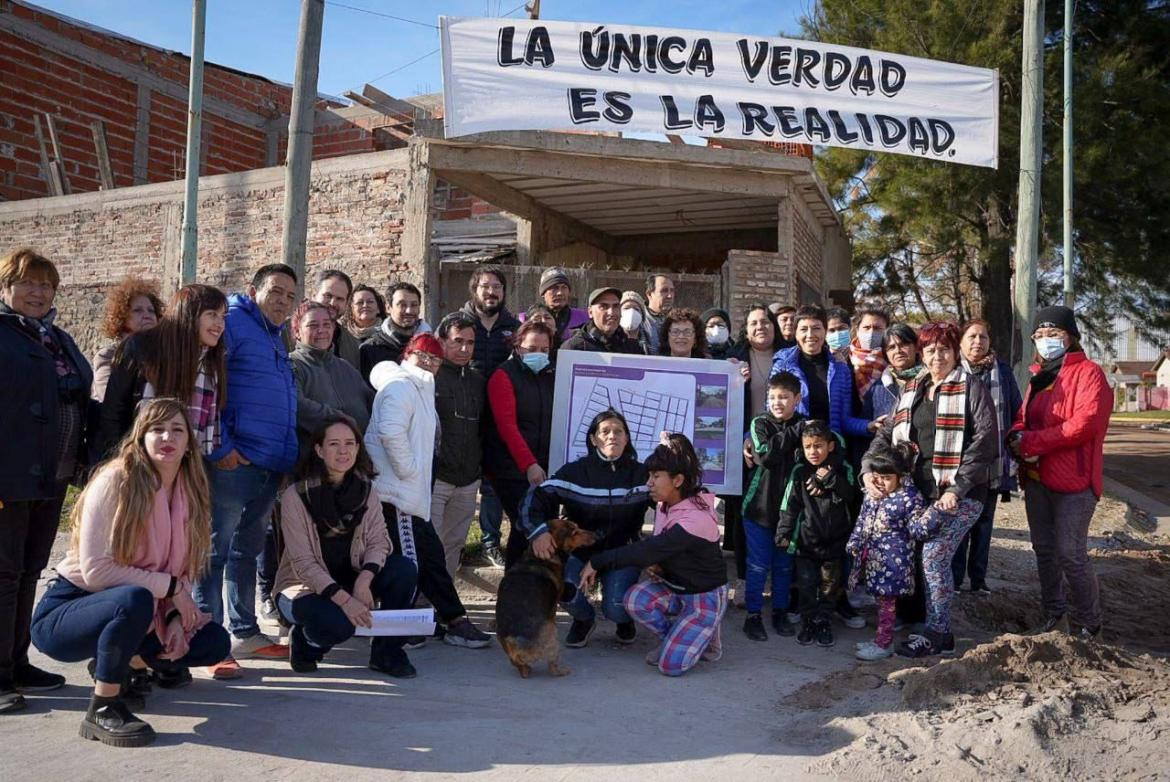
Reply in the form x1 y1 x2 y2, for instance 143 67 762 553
440 16 999 168
550 350 746 494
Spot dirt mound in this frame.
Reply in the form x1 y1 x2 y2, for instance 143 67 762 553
895 632 1146 709
805 634 1170 780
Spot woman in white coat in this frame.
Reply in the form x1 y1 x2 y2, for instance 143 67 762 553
365 333 490 649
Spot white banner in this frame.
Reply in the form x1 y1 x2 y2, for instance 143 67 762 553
440 17 999 168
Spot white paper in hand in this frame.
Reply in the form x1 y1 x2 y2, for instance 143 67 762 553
353 608 436 637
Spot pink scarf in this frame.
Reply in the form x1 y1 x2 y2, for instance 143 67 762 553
130 481 206 641
653 492 721 543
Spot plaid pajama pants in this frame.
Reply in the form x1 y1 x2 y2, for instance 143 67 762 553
624 580 728 677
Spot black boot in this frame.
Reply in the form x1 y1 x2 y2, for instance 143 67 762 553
86 660 147 710
796 616 816 646
370 638 416 679
289 625 320 673
80 694 156 747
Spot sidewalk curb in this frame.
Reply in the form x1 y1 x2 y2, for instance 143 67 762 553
1103 476 1170 535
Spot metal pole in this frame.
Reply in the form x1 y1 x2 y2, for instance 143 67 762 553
1013 0 1044 387
281 0 324 298
1062 0 1074 308
180 0 206 284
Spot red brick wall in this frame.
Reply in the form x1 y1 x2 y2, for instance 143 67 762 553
435 181 503 221
0 1 392 203
0 150 413 356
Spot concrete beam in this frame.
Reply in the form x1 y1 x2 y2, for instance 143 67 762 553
445 131 814 177
434 168 614 253
427 141 794 200
132 85 151 185
402 142 438 320
0 10 272 130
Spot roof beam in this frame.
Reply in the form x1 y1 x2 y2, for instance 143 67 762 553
433 168 613 252
427 141 793 199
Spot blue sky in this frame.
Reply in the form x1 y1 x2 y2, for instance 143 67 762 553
31 0 810 100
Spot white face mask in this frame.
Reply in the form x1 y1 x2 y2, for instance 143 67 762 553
858 329 885 351
706 324 730 346
620 308 642 332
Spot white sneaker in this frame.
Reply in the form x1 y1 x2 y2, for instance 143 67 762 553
855 641 893 661
786 611 801 625
230 632 287 660
848 589 876 609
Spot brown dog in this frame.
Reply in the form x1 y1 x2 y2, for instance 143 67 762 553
495 518 597 678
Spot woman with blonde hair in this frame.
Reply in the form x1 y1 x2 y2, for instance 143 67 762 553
31 398 230 747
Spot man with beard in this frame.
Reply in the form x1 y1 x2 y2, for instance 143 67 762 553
312 269 361 369
359 282 425 383
562 288 645 354
460 267 520 377
526 266 587 343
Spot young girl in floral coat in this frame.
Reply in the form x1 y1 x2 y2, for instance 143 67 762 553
847 441 925 660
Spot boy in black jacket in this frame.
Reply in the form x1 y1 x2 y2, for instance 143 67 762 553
775 420 856 648
740 372 805 641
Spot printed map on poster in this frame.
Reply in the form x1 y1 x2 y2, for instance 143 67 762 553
550 350 746 494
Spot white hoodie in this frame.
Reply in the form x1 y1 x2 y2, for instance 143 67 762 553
365 360 437 520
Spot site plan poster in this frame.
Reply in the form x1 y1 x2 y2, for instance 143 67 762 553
550 350 746 494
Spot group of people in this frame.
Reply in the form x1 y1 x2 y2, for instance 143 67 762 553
0 247 1114 748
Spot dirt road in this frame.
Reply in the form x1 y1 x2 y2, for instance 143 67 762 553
1104 423 1170 507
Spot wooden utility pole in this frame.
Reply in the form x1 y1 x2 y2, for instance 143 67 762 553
281 0 324 298
526 1 540 20
1062 0 1074 308
180 0 207 284
1013 0 1044 386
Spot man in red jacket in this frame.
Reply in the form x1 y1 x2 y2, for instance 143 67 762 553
1008 305 1112 641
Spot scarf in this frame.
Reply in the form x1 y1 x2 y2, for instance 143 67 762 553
346 318 382 341
141 351 219 456
131 480 207 642
849 339 888 397
963 352 1007 488
891 367 968 491
1029 352 1067 396
300 473 370 538
892 364 924 382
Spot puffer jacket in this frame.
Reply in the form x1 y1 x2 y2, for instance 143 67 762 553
0 304 93 501
561 323 645 354
484 353 555 482
776 446 856 561
365 360 437 520
589 492 727 594
434 359 486 487
1011 351 1112 497
518 448 651 562
209 294 298 473
770 344 870 438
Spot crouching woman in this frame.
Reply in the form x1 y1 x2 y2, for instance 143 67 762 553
32 398 229 748
579 434 728 676
274 415 419 678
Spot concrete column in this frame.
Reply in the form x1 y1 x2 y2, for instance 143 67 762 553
402 140 438 320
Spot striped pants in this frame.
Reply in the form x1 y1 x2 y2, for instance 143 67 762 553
625 580 728 677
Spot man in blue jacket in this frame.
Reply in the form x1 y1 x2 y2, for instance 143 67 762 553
194 264 299 678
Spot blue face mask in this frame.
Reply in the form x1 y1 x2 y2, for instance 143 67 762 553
827 330 851 351
521 352 550 373
1035 337 1067 361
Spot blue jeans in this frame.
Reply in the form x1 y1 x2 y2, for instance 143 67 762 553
32 578 230 684
562 556 639 624
277 554 417 658
742 519 793 615
194 462 280 639
478 480 504 547
952 493 998 588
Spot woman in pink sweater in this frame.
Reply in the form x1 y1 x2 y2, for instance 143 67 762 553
31 398 229 748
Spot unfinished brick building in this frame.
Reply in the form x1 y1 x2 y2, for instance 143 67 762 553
0 1 851 356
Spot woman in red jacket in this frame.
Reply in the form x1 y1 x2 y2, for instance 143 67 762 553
484 320 556 568
1008 306 1112 640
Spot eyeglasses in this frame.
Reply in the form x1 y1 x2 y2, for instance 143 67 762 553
669 328 694 338
476 283 503 293
414 352 442 366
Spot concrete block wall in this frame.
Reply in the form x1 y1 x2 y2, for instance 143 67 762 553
724 249 792 332
0 148 413 356
792 206 823 301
